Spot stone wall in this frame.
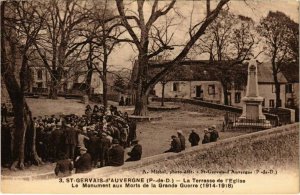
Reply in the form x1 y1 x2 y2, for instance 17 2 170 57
130 123 299 173
152 97 289 124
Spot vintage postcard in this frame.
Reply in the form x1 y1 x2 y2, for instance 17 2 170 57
1 0 299 194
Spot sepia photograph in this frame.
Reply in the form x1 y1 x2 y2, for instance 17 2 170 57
0 0 299 194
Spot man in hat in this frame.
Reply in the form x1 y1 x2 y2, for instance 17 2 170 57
51 125 64 161
99 132 111 167
177 130 186 151
126 139 142 162
63 123 78 160
107 139 124 166
74 147 92 173
209 125 219 142
54 152 73 177
188 129 200 146
87 131 100 167
165 135 181 153
202 128 211 144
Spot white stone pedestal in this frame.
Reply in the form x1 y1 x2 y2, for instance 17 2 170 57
235 60 271 129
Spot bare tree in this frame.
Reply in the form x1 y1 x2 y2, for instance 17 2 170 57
32 0 91 99
81 0 132 108
192 11 256 105
116 0 230 116
1 1 43 170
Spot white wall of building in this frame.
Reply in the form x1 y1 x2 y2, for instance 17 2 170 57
153 80 223 103
77 72 103 94
230 83 286 108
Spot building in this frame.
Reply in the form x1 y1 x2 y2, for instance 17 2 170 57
27 63 104 95
229 63 288 108
281 63 299 109
144 61 289 108
151 64 224 104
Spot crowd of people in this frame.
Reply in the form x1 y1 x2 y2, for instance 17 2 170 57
30 104 142 176
165 125 219 153
1 101 220 177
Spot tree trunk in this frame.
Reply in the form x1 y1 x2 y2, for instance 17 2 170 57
273 74 281 108
49 83 58 99
222 82 229 105
25 104 43 166
48 69 59 99
207 0 210 16
102 77 108 109
161 82 165 107
1 2 42 170
85 69 93 96
86 42 93 97
133 54 149 116
133 91 148 116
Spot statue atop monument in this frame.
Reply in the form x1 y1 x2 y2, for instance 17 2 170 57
235 59 271 129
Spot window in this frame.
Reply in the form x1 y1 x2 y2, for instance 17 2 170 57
37 82 43 88
272 85 276 93
37 69 43 80
286 84 293 93
172 82 180 92
262 98 265 107
277 99 282 107
269 99 275 108
286 98 294 107
234 92 241 103
208 85 215 95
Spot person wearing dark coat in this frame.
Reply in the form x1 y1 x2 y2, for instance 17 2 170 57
54 153 73 177
74 147 92 173
51 126 64 161
202 128 211 144
177 130 186 151
165 135 181 153
127 120 137 146
119 96 125 106
126 140 142 162
99 133 111 167
87 132 101 167
209 125 219 142
188 129 200 146
107 139 124 166
63 124 78 160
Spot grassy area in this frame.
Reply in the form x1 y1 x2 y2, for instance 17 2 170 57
26 98 245 157
138 102 245 157
2 98 245 176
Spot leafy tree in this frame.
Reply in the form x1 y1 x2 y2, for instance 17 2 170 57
257 11 297 107
114 75 126 93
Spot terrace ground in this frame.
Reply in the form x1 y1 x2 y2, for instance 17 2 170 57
2 97 246 176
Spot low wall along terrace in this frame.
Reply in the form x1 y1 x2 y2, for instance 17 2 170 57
151 97 286 124
131 123 299 173
2 123 298 180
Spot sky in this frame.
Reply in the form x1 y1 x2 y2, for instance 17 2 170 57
108 0 299 70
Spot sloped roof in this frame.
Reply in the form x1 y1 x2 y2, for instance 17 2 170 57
257 63 287 83
129 60 288 90
148 64 218 81
280 62 299 83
